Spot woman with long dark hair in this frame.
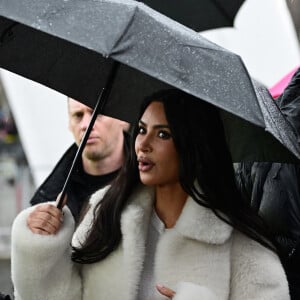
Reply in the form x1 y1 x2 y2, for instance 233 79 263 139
11 89 289 299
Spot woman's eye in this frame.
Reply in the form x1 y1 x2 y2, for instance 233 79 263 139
138 126 146 134
158 130 171 139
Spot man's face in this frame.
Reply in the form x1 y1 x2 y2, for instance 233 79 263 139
68 98 128 161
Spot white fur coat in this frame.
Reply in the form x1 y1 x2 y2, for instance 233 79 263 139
11 185 290 300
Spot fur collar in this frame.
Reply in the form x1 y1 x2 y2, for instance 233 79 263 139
122 185 232 245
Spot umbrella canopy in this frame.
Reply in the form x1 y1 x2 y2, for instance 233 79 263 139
140 0 245 31
0 0 299 162
0 0 262 124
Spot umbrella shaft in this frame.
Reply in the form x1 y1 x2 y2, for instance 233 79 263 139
56 61 120 209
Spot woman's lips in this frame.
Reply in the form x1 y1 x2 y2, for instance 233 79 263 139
138 157 155 172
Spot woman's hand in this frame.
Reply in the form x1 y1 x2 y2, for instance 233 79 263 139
156 284 176 299
27 204 63 235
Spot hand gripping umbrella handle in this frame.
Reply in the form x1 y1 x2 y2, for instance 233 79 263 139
56 61 120 209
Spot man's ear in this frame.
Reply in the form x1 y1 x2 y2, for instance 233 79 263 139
121 120 130 132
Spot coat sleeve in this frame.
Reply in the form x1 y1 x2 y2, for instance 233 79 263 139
229 232 290 300
11 203 82 300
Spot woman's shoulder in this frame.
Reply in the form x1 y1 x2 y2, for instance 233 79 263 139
230 230 287 282
230 230 290 299
89 185 111 206
231 230 278 260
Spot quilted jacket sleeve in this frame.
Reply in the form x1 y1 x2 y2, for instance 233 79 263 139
11 203 82 300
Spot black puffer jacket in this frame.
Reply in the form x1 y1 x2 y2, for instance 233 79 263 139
235 162 300 254
235 162 300 299
235 68 300 299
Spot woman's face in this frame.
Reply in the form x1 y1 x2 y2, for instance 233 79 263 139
135 101 180 187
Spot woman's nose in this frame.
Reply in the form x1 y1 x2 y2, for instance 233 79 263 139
138 135 152 153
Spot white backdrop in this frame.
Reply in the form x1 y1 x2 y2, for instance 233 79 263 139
201 0 300 87
0 70 73 187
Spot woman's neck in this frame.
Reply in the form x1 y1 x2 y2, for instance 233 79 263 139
154 183 188 229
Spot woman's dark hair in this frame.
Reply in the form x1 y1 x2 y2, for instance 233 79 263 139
72 89 276 264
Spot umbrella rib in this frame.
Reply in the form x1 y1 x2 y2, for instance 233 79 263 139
106 6 138 56
255 85 300 159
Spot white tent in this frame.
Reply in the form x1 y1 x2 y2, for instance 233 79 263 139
0 70 73 187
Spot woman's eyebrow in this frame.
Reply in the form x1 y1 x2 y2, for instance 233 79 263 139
139 120 169 129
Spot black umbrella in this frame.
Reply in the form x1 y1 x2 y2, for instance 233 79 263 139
139 0 245 32
0 0 299 208
0 0 297 150
0 0 280 126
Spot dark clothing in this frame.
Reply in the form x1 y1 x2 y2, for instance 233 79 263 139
234 68 300 299
235 162 300 299
30 143 118 222
235 162 300 254
277 67 300 139
0 293 11 300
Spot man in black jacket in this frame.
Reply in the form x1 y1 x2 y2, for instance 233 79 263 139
30 98 130 223
235 68 300 299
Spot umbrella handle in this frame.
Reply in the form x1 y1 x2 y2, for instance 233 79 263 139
56 61 120 209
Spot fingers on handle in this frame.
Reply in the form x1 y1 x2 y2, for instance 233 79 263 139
27 204 64 235
55 192 68 209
